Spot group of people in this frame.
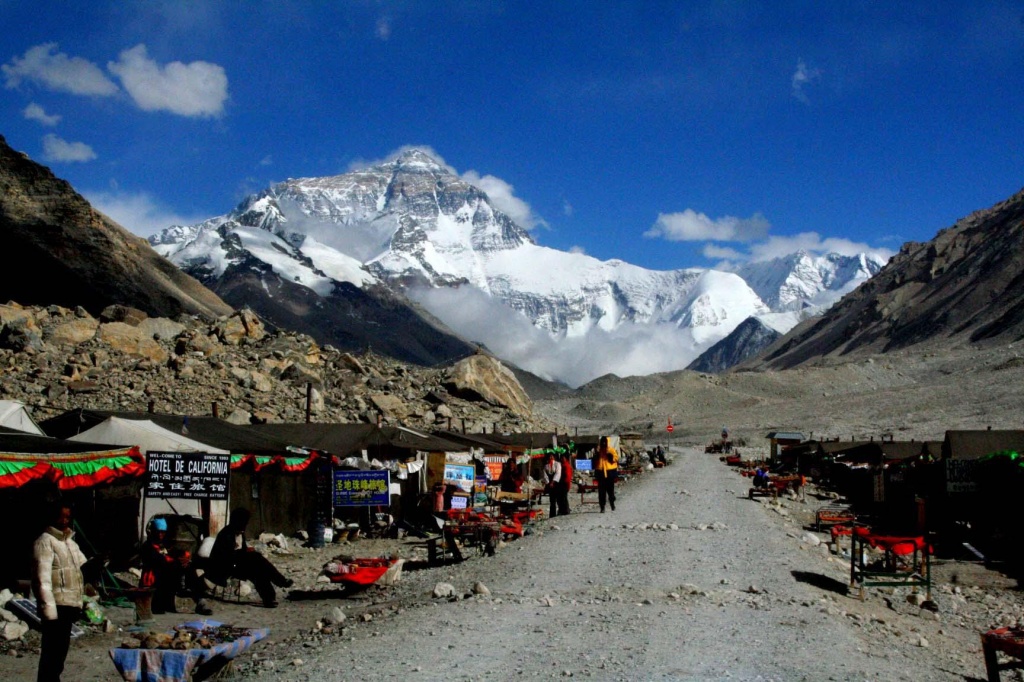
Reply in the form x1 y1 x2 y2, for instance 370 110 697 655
32 503 291 682
498 436 620 517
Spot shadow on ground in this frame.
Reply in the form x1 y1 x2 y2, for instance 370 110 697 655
791 570 849 596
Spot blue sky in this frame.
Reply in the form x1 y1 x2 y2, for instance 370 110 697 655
2 1 1022 271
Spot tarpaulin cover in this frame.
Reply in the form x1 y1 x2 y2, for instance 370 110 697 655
109 620 268 682
0 446 144 490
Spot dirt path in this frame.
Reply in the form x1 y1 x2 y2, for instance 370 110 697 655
1 448 1003 681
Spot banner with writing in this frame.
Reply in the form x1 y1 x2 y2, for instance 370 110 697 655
145 452 231 500
333 469 390 507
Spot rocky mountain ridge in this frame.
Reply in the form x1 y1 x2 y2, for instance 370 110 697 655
0 302 549 433
754 185 1024 370
0 135 232 321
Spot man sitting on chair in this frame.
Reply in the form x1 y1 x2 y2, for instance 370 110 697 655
201 508 293 608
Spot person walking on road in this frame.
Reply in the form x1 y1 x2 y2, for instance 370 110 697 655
593 436 619 513
33 501 87 682
543 452 562 518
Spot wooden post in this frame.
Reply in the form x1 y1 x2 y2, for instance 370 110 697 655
147 400 154 413
211 401 219 418
305 383 312 423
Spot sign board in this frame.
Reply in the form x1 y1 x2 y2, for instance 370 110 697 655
443 463 475 494
474 476 489 506
945 459 979 494
333 469 390 507
145 452 230 500
450 495 468 509
575 458 593 472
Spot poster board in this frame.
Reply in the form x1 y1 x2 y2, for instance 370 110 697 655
444 463 475 494
575 458 593 472
333 469 390 507
145 452 230 500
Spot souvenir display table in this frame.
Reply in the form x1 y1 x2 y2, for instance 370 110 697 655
981 626 1024 682
110 620 268 682
848 530 931 601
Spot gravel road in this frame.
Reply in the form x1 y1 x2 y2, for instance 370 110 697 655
256 449 988 682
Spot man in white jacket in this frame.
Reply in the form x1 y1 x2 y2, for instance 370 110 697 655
32 502 87 682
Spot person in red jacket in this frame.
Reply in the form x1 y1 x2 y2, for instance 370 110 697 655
557 450 573 516
140 518 187 614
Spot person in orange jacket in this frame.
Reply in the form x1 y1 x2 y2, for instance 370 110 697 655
593 436 619 512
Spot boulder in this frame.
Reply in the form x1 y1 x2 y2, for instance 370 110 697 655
137 317 186 341
217 309 265 345
46 316 99 345
97 322 168 363
2 621 28 641
370 393 408 420
443 354 532 415
99 304 148 326
432 582 456 598
0 317 44 352
341 353 366 374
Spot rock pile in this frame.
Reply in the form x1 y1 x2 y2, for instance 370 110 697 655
0 302 551 432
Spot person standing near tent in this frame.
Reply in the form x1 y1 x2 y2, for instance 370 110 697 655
593 436 619 513
557 450 573 516
33 501 87 682
498 453 523 493
140 518 190 614
203 508 293 608
542 452 562 518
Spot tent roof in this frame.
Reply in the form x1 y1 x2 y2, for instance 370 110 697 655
253 423 467 459
944 430 1024 460
0 400 44 435
68 417 230 455
42 409 293 455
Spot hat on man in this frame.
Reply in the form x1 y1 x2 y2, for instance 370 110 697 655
152 518 168 532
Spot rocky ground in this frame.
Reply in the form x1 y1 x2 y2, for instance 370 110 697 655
0 301 552 433
536 341 1024 446
2 448 1022 681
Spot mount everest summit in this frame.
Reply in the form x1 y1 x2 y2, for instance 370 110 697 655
151 149 886 386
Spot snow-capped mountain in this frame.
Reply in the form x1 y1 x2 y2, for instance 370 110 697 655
736 251 886 312
152 149 884 385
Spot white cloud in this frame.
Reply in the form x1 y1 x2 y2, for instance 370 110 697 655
791 59 821 104
407 285 702 387
645 209 770 242
461 170 547 231
562 199 574 217
84 189 207 237
23 102 61 126
376 16 393 40
748 232 894 262
41 134 96 163
569 245 587 255
259 155 273 166
702 244 744 260
2 43 119 96
107 44 228 118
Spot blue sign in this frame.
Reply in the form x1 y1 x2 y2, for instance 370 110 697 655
333 469 390 507
575 458 593 472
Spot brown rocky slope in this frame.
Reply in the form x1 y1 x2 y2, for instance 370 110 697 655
0 135 232 321
752 185 1024 370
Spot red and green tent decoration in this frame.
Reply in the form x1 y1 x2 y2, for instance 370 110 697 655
229 450 338 472
0 444 145 490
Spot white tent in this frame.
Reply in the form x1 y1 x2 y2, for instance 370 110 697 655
0 400 45 435
69 417 231 537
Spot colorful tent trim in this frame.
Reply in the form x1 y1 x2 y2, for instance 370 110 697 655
978 450 1024 470
229 451 330 472
0 447 145 490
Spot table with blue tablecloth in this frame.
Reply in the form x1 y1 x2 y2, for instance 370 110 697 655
110 619 269 682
